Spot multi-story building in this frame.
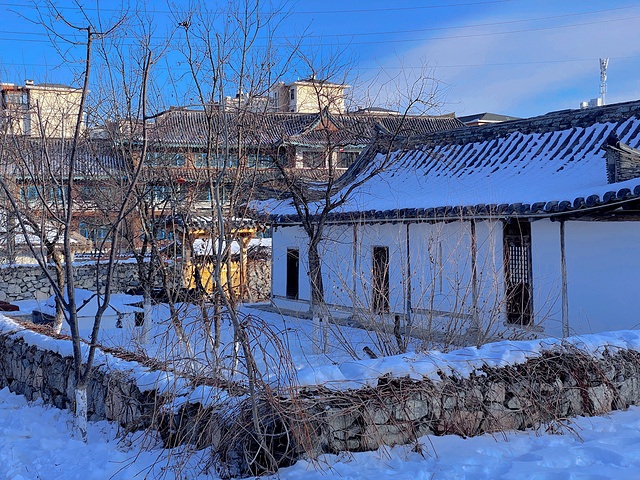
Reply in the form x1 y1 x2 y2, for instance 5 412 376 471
270 77 349 114
1 81 83 138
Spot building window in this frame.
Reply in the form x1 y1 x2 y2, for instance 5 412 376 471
194 153 208 167
302 151 325 169
340 151 358 169
79 222 110 242
20 186 66 204
286 248 299 299
3 91 28 109
146 152 185 167
372 246 390 314
290 88 295 100
196 186 212 203
149 184 184 203
20 186 38 203
248 153 273 169
504 220 533 325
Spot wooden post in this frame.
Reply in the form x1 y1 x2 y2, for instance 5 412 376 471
406 222 412 327
239 234 251 301
470 220 480 335
560 220 569 338
352 223 358 315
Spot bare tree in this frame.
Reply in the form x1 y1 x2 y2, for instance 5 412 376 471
0 3 155 441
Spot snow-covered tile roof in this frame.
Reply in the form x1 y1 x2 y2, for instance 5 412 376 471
266 99 640 222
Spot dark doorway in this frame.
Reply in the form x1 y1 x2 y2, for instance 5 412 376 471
372 246 390 313
286 248 299 299
504 220 533 325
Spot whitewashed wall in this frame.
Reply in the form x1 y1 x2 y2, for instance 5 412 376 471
531 219 640 337
353 223 407 315
474 220 505 327
530 219 563 337
272 218 640 338
408 220 504 332
319 225 355 308
409 222 471 319
271 226 309 313
565 221 640 334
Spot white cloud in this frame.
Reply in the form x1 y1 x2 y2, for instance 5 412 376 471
368 10 640 117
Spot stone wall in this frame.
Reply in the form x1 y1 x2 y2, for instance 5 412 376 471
0 329 160 428
219 347 640 476
0 259 271 303
0 262 141 302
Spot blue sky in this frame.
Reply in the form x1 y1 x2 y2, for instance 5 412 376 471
1 0 639 118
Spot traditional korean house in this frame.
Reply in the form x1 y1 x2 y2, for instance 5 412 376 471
268 100 640 339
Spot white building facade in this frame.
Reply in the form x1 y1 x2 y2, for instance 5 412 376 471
268 100 640 340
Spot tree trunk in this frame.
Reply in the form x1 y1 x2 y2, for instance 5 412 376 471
308 238 329 353
52 251 65 334
74 385 88 442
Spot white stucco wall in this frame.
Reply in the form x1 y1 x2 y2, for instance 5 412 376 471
271 226 310 311
531 219 640 337
272 218 640 338
565 221 640 334
353 223 407 315
474 220 505 327
408 220 503 331
409 221 471 317
319 225 355 308
530 219 563 337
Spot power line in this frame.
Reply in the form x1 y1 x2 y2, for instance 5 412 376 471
4 53 640 72
2 11 640 47
329 14 640 46
0 0 517 15
2 3 640 41
310 4 640 38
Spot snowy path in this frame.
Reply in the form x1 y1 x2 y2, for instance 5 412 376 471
1 387 640 479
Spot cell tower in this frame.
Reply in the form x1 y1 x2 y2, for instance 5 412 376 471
600 58 609 105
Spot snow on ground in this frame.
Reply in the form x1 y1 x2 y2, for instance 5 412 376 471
0 387 211 480
2 384 640 480
5 297 640 478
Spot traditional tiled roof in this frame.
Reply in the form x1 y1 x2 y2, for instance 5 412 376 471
268 99 640 224
144 108 463 149
1 137 124 179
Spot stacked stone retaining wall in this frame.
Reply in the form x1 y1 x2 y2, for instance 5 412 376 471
0 259 272 302
218 347 640 476
0 262 141 302
0 329 172 428
246 260 271 302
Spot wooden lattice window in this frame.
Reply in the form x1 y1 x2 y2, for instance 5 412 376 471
504 220 533 325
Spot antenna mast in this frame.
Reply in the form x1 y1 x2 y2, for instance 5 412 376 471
600 58 609 105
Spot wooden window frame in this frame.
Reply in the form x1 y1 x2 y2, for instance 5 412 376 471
503 219 533 325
